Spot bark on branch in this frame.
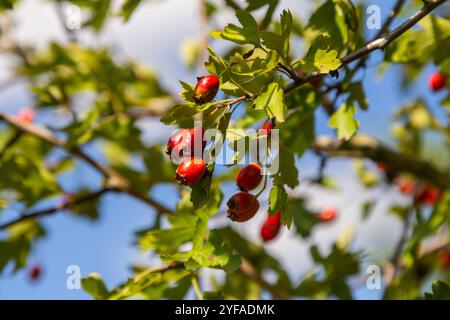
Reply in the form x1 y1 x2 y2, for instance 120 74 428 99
0 112 174 216
312 134 450 190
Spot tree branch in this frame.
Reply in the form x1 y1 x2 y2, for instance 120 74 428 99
312 134 450 190
240 258 291 299
382 206 416 299
0 112 175 215
220 0 445 115
0 188 112 230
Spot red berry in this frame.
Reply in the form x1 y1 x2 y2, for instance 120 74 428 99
260 210 282 242
438 249 450 269
318 206 337 222
415 185 441 205
267 210 282 226
236 163 263 191
165 127 205 159
16 107 35 124
376 162 388 172
260 118 274 135
396 178 416 195
428 72 447 92
226 192 259 222
175 157 207 187
260 221 281 242
192 75 220 104
28 264 42 282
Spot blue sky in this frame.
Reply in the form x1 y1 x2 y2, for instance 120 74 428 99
0 0 447 300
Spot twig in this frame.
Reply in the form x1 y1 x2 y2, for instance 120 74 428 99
0 130 22 158
55 1 78 43
223 0 447 111
223 0 241 11
0 188 112 230
382 206 416 299
240 258 291 299
0 112 175 216
311 134 450 190
349 0 408 75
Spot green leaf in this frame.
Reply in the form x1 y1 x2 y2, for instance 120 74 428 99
300 34 341 74
279 109 315 157
184 229 241 273
268 181 292 227
348 82 368 110
82 273 110 300
236 10 260 46
291 198 319 238
160 103 198 125
306 0 358 51
253 80 286 122
0 220 45 273
211 10 260 46
137 227 196 252
425 281 450 300
260 9 292 58
278 147 299 189
328 102 360 140
120 0 141 21
246 0 279 28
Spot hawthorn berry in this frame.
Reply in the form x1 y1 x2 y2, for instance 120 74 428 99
28 264 42 282
260 118 274 135
395 177 416 195
376 162 388 172
318 206 337 222
236 163 263 191
226 192 259 222
192 75 220 104
414 185 441 205
266 210 282 226
428 72 447 92
165 127 205 159
16 107 35 124
175 157 207 187
437 249 450 269
260 210 282 242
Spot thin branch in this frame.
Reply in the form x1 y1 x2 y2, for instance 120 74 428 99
0 130 22 158
374 0 408 41
223 0 241 11
240 258 291 299
55 2 78 43
312 134 450 190
221 0 446 113
350 0 408 74
0 112 175 215
382 206 416 299
0 188 112 230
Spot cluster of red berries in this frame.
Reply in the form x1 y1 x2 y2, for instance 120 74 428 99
167 128 208 187
376 162 441 205
225 162 283 242
227 163 263 222
165 75 220 187
428 71 448 92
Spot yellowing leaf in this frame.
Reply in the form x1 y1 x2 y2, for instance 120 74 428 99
300 34 342 74
328 102 360 140
253 81 287 122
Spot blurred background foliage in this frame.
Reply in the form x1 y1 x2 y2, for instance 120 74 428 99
0 0 449 300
